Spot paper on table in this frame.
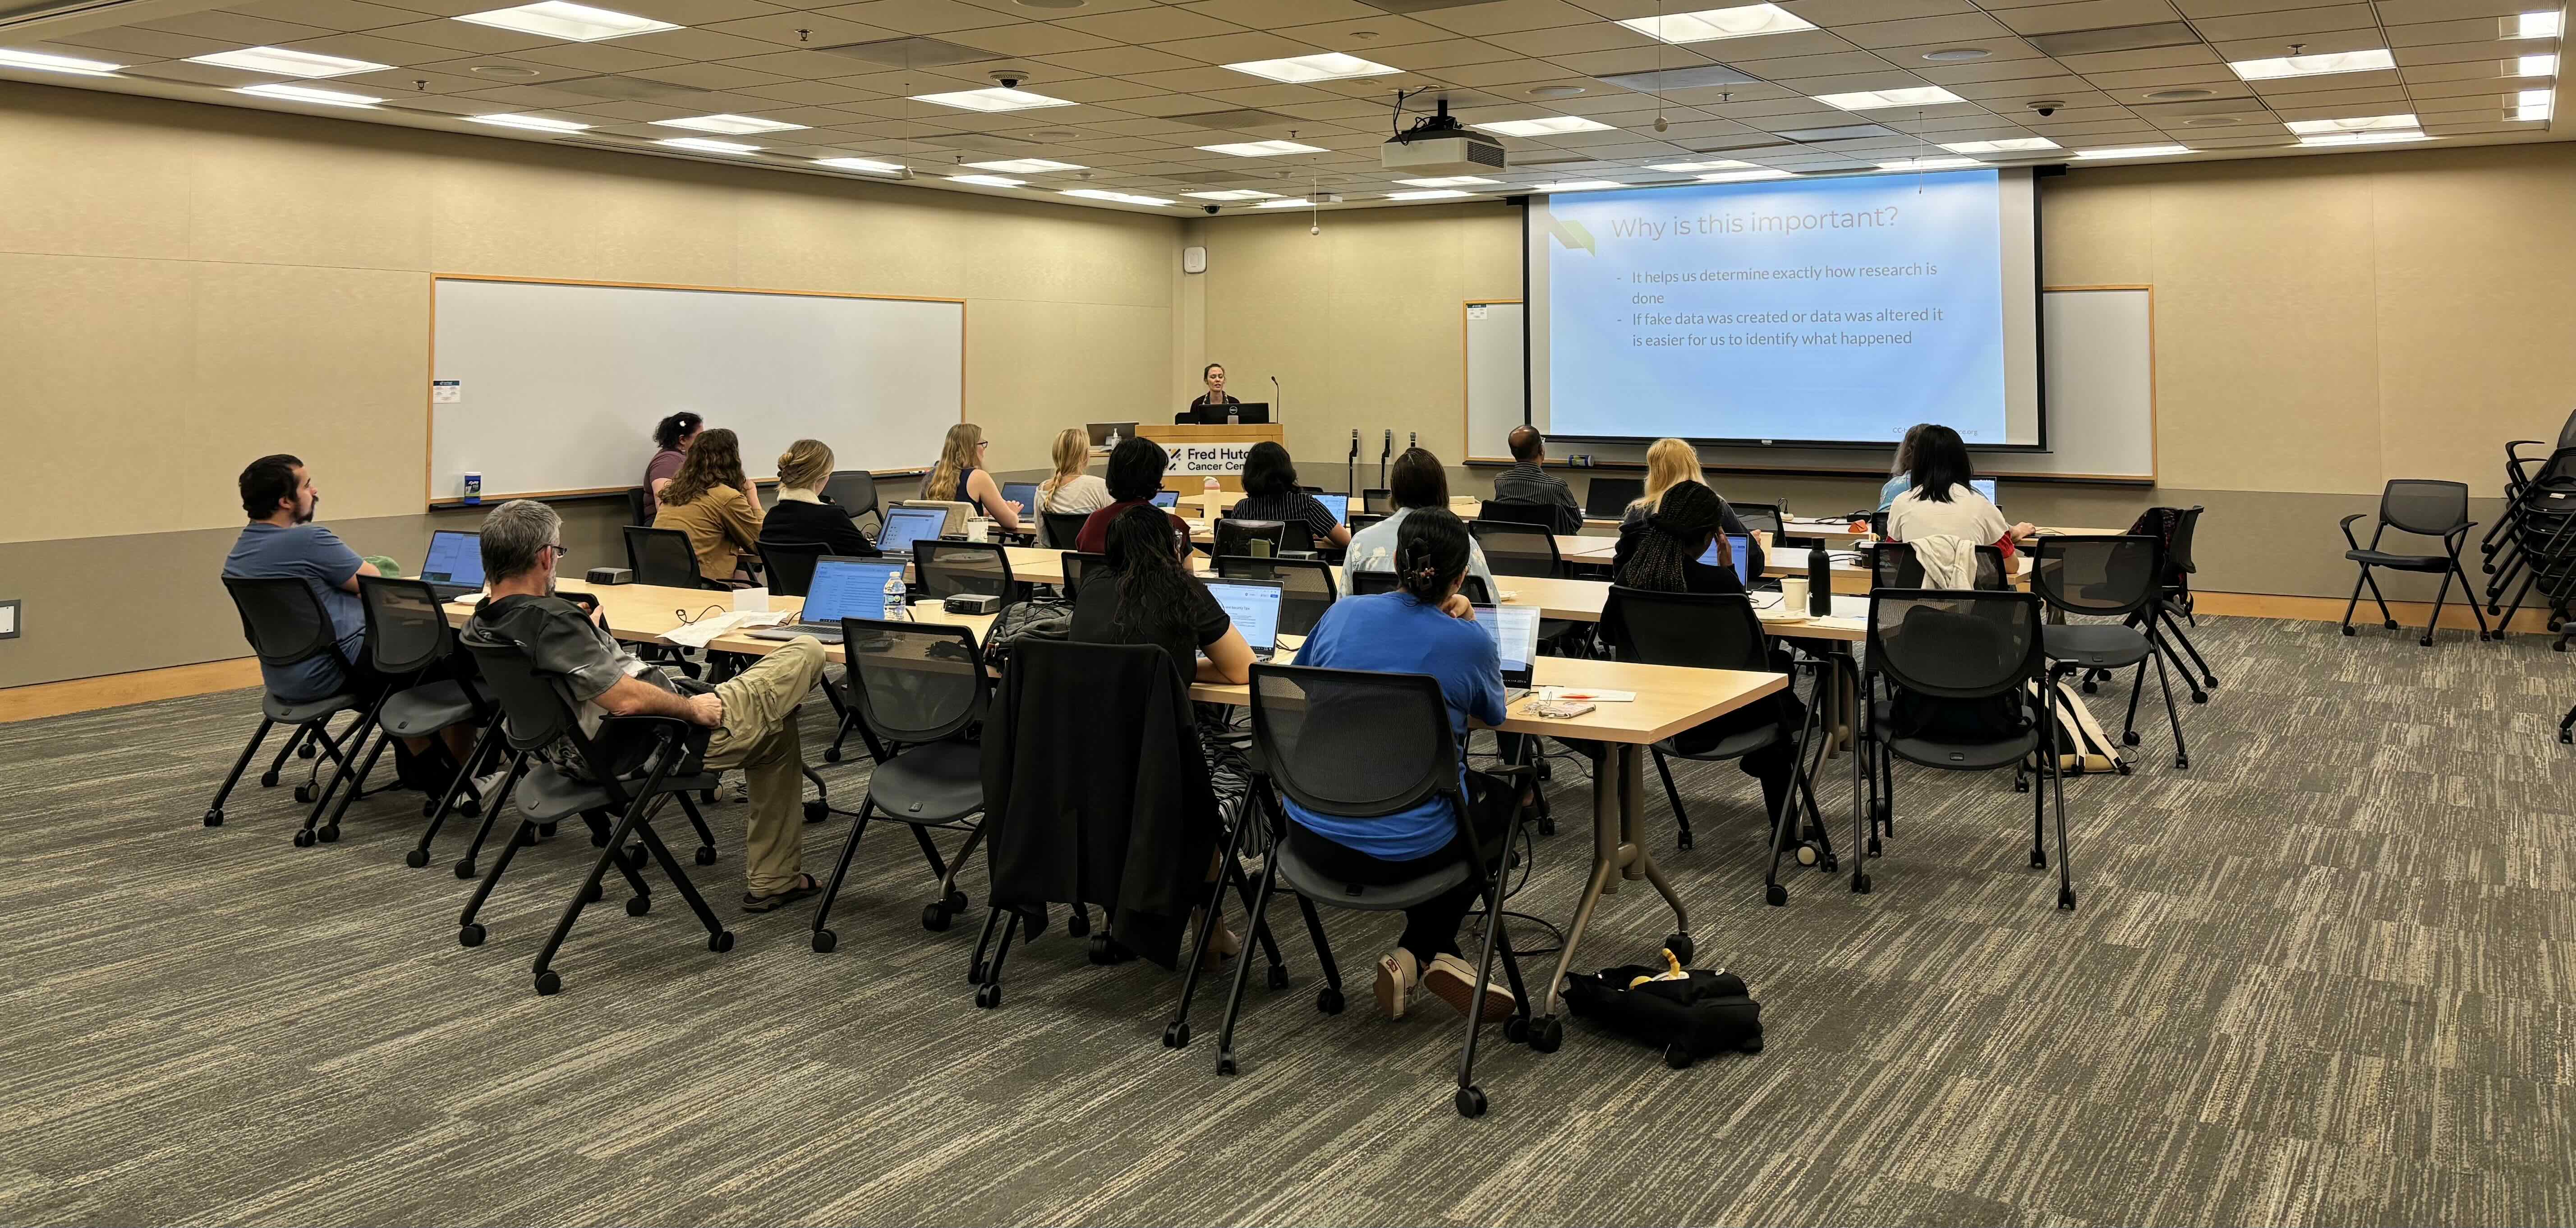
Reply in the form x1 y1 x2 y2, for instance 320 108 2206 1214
665 608 792 648
1547 688 1634 702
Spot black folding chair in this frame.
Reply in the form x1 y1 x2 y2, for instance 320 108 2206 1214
1477 500 1557 529
2339 479 2491 645
625 487 657 528
2030 535 2189 770
811 619 995 955
1855 589 2075 911
1350 570 1495 605
1469 520 1582 653
625 525 723 591
1058 551 1108 605
1584 477 1642 520
824 470 881 533
1361 488 1393 515
1865 540 2010 591
1040 510 1090 550
1214 518 1288 559
1347 511 1385 537
915 540 1017 606
336 578 500 866
206 576 374 832
1181 664 1535 1119
457 636 732 996
1216 555 1338 636
757 540 829 598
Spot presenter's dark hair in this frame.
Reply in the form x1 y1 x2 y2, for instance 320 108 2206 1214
1105 436 1170 503
239 454 304 519
1202 362 1223 380
1388 447 1449 509
653 412 704 451
1906 425 1976 504
1240 441 1297 499
1394 508 1471 604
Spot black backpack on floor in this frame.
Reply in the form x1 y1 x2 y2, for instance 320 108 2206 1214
1562 966 1763 1068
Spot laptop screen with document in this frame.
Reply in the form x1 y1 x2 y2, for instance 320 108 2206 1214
1472 603 1541 683
802 558 901 624
1311 492 1349 525
1695 533 1753 579
422 530 484 587
1203 578 1282 653
874 506 948 555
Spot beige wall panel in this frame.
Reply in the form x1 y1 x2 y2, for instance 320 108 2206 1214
2035 173 2153 286
733 183 970 301
0 84 194 261
426 152 744 287
1071 302 1177 433
187 128 433 272
2145 157 2377 282
0 254 195 544
963 296 1086 472
1457 207 1523 303
2152 277 2384 494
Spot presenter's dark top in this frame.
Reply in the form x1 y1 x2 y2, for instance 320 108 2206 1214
1178 393 1240 424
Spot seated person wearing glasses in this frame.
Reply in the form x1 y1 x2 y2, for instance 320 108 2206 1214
1283 509 1518 1026
462 499 829 913
1075 436 1195 555
1224 441 1352 549
1070 504 1254 685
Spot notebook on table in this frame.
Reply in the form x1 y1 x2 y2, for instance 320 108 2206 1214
1204 577 1285 662
749 557 903 644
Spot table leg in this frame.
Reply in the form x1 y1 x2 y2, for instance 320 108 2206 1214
1539 752 1627 1017
1625 745 1689 939
1851 659 1872 894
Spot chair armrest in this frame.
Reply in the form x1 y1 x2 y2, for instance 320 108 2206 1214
595 713 708 747
2337 513 2369 549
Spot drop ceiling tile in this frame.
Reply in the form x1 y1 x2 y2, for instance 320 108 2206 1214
2401 60 2526 85
809 0 1022 35
1120 65 1266 92
2374 0 2525 22
2192 5 2378 41
2384 18 2531 48
1544 46 1722 77
373 18 557 54
1177 0 1382 24
412 53 595 80
1013 75 1167 102
1765 67 1952 93
938 23 1111 58
561 98 714 120
138 9 336 43
1991 0 2188 36
639 60 796 89
336 64 489 92
497 41 688 73
1728 51 1912 80
1145 31 1335 65
731 79 882 104
459 83 612 107
1050 7 1243 45
1782 0 1983 21
1090 91 1223 116
1411 0 1607 37
1272 16 1459 49
2052 45 2222 73
610 28 786 61
42 27 236 60
229 0 429 32
2207 30 2383 59
1361 37 1521 71
1480 23 1654 57
2395 40 2543 68
2408 75 2531 100
1831 11 2018 50
1433 59 1588 88
1916 57 2084 84
606 0 788 23
1945 74 2095 99
699 14 906 50
2245 68 2401 94
1031 45 1205 76
1198 82 1346 106
1265 98 1396 120
2080 64 2245 89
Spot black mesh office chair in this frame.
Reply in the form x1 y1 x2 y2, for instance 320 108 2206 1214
1347 512 1385 537
1865 540 2010 591
1214 518 1288 559
1058 551 1108 605
1040 511 1090 550
205 577 374 832
1857 589 2075 911
811 619 992 953
1584 477 1642 520
1469 520 1581 653
1216 555 1338 636
1178 664 1534 1119
2031 535 2188 770
1733 502 1786 539
2484 448 2576 632
1361 488 1394 515
823 470 880 531
625 487 657 528
1349 570 1495 605
345 578 495 865
456 635 732 997
757 541 829 598
625 525 722 590
2339 479 2491 645
914 540 1017 606
1477 500 1557 529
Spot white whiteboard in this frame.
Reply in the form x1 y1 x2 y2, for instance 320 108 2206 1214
1471 287 2155 481
428 277 964 504
1463 300 1525 462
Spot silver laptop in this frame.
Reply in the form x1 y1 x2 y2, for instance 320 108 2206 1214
873 505 950 558
1472 602 1542 703
750 557 903 644
1204 577 1285 662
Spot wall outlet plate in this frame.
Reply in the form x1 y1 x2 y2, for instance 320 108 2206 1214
0 599 19 639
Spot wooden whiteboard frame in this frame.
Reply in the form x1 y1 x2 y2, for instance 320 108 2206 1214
1462 298 1523 465
424 273 968 507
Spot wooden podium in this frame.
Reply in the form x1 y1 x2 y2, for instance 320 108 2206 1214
1140 422 1283 495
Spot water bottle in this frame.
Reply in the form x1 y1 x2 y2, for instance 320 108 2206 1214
1104 427 1120 449
881 569 909 623
1806 540 1832 617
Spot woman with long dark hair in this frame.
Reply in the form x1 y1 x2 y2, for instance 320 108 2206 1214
1068 503 1252 685
1226 441 1352 548
1886 424 2034 550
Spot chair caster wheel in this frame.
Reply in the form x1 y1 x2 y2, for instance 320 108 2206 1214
294 783 317 804
1530 1014 1563 1053
2030 848 2047 869
1217 1054 1237 1077
1663 933 1693 964
618 846 647 872
1504 1015 1526 1042
420 798 439 819
537 823 557 839
1267 963 1290 991
823 745 842 763
1821 854 1839 873
694 846 717 866
458 923 485 947
2174 755 2189 770
1867 837 1882 857
1765 883 1787 907
534 970 560 996
293 830 315 848
460 800 481 819
2116 761 2134 776
944 890 969 914
2080 681 2098 694
405 848 429 869
2121 731 2140 746
921 903 952 932
616 894 644 916
1066 909 1090 938
2200 676 2216 690
975 983 1001 1010
1794 842 1817 867
700 788 717 805
2190 692 2208 704
2057 887 2078 911
203 809 224 827
2342 626 2357 637
2384 619 2400 631
803 800 827 823
1317 987 1343 1014
1852 873 1872 894
1163 1021 1190 1048
1664 1043 1695 1070
708 930 734 953
2420 637 2435 647
320 824 342 845
454 860 476 880
812 929 837 953
2014 777 2029 794
1676 830 1694 851
1455 1086 1487 1118
1536 817 1556 837
261 769 281 787
299 743 317 759
516 828 538 847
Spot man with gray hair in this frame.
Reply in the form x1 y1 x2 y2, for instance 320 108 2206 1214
460 499 829 912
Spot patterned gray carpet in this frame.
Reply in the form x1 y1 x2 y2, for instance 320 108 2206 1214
2 615 2570 1227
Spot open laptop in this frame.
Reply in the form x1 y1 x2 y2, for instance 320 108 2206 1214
1973 478 1998 509
1311 492 1350 526
1187 401 1270 425
750 557 902 644
1001 481 1040 515
873 505 950 558
1150 490 1181 510
1204 577 1285 662
1472 603 1542 703
1696 533 1754 580
419 529 484 599
1086 421 1139 448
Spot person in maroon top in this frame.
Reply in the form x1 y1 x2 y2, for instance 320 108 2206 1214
1075 436 1194 555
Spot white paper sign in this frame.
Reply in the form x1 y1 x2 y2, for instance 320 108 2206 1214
431 379 462 404
1167 442 1252 477
1467 304 1489 320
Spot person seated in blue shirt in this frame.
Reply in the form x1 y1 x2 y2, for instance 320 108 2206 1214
1282 508 1518 1026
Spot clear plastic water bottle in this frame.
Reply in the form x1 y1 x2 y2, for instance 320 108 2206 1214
882 568 909 622
1104 427 1120 449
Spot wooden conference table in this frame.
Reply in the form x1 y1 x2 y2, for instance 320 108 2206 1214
445 581 1785 1026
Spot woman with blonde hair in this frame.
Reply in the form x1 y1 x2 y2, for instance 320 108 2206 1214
922 422 1023 534
759 438 876 557
1037 427 1114 517
653 427 764 584
1619 437 1762 578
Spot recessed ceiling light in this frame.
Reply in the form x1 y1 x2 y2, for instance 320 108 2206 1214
2511 11 2562 39
2073 144 2191 158
911 87 1074 112
1814 86 1965 111
1254 198 1312 209
2297 130 2427 146
1878 156 1979 170
1063 188 1171 206
2284 113 2416 135
467 64 540 77
1223 52 1398 84
814 156 905 175
1697 168 1789 182
2183 116 2242 126
233 82 382 107
963 157 1086 173
1183 189 1279 200
1528 84 1587 99
1533 180 1627 192
188 46 389 78
1388 189 1472 199
1396 175 1498 187
453 2 677 42
1198 139 1326 156
656 137 759 154
2517 88 2553 120
2517 53 2558 77
1616 4 1815 45
2229 48 2393 80
0 47 120 75
1028 129 1080 139
2145 88 2212 100
1648 159 1752 171
948 173 1025 187
469 112 589 131
1473 115 1616 137
1941 137 2061 154
1921 47 1991 63
654 114 806 135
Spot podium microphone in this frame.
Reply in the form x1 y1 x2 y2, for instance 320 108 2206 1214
1347 428 1359 501
1380 428 1394 489
1270 374 1282 417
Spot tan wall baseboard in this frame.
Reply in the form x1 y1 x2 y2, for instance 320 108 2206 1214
0 657 262 723
2192 590 2560 636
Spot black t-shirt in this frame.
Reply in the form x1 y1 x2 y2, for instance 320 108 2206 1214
1069 567 1230 680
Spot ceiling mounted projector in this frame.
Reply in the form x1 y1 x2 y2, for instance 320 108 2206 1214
1383 97 1505 175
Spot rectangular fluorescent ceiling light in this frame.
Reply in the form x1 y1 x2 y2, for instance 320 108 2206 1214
1698 168 1788 181
656 137 759 153
1472 115 1615 137
1183 189 1279 200
1396 176 1498 187
2518 54 2557 77
2296 130 2427 146
1941 137 2060 154
1648 159 1752 172
2512 11 2562 38
1388 189 1472 199
187 46 388 78
963 157 1085 173
2229 48 2393 80
814 156 904 174
1879 156 1978 170
0 47 121 75
1197 139 1325 156
2517 88 2553 120
2285 114 2416 135
654 114 805 134
1815 86 1965 111
469 113 589 132
1534 180 1628 192
2073 144 2190 159
1254 198 1312 208
453 2 677 42
233 83 381 107
1616 4 1815 44
911 87 1073 112
948 174 1024 187
1223 52 1397 83
1063 188 1171 206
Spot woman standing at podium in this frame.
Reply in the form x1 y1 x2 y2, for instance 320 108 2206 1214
1180 362 1239 423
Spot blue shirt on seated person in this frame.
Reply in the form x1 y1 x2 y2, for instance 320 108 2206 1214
1282 591 1505 860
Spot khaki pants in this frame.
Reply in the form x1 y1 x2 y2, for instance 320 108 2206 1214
701 636 826 896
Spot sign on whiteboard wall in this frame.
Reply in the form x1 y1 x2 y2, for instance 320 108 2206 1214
1168 443 1252 477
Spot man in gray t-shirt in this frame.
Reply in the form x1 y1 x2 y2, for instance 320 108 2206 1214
223 454 379 703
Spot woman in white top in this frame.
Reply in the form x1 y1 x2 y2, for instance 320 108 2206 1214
1886 424 2035 548
1037 428 1114 515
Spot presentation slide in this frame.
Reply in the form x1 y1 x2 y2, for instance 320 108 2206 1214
1530 168 2042 448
